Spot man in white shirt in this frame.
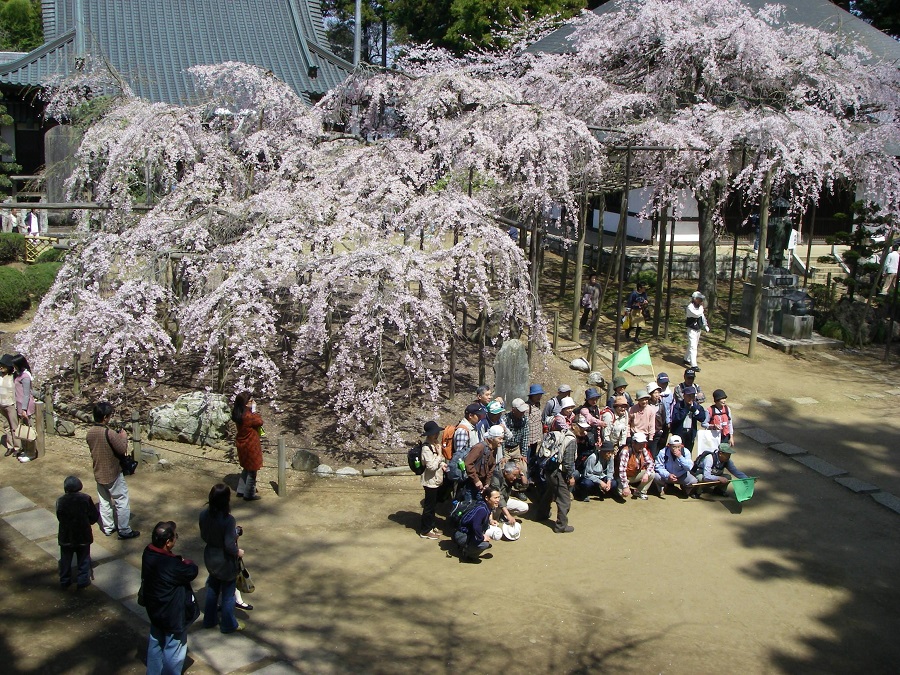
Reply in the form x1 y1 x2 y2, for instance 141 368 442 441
882 244 899 296
684 291 710 370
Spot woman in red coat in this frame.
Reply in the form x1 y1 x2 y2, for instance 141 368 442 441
231 392 263 501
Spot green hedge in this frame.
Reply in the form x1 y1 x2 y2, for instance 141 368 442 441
0 266 30 321
0 233 25 264
35 247 67 263
23 262 62 300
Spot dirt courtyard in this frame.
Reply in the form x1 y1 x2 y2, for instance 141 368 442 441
2 333 900 674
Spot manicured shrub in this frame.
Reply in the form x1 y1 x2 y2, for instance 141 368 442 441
23 262 62 300
0 233 25 264
0 266 30 321
35 247 67 263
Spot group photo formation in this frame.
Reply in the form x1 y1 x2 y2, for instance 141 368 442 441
0 0 899 674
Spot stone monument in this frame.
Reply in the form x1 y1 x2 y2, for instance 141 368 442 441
493 339 529 406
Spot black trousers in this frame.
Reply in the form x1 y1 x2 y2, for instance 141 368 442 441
421 486 439 533
536 470 571 530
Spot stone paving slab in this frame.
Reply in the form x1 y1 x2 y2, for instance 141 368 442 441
252 664 301 675
834 476 880 494
769 442 808 457
845 394 861 400
3 508 59 540
91 558 142 599
871 492 900 516
0 486 36 515
121 597 150 622
792 455 848 478
739 427 782 446
864 393 886 399
887 388 900 396
754 399 773 407
35 538 114 563
189 627 273 673
792 397 819 405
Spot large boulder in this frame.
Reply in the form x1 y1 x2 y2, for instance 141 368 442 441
292 449 320 472
149 392 231 445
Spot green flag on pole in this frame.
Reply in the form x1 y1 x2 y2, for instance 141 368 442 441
617 344 652 372
731 477 757 502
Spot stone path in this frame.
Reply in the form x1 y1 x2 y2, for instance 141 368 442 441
0 486 297 674
741 426 900 516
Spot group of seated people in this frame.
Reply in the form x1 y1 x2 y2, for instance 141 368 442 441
415 373 748 561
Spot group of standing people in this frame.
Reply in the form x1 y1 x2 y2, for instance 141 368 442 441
1 205 44 234
55 390 266 673
0 353 36 462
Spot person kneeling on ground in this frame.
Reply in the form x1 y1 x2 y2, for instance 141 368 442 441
488 461 528 541
454 487 501 562
618 432 656 500
654 435 697 499
694 443 747 496
578 441 617 501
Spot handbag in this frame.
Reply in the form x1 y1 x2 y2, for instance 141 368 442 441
236 558 255 594
106 428 138 475
15 423 36 443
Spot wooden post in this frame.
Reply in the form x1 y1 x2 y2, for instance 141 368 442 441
43 384 54 437
653 207 668 338
571 187 588 342
478 310 487 384
131 409 141 457
277 437 286 496
749 165 775 358
559 244 569 299
589 321 599 371
552 310 560 351
664 217 675 339
803 202 816 288
73 353 81 396
612 147 632 383
724 233 739 345
34 401 45 458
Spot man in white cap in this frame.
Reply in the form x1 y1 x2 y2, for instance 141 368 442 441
654 435 698 498
543 384 572 424
684 291 710 370
618 431 656 500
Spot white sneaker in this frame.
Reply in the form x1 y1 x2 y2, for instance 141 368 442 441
17 456 31 463
637 492 648 500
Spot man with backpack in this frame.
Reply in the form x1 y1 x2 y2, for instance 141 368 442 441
452 486 500 562
418 421 447 540
447 404 482 496
654 435 697 498
462 425 503 502
534 420 580 533
693 443 747 497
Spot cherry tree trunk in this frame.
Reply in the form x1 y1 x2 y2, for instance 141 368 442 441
696 180 724 317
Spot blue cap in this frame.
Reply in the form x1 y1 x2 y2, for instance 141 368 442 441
657 373 669 383
528 384 545 396
584 388 600 400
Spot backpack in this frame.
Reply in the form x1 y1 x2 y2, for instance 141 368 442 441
447 427 472 482
407 442 425 475
691 450 715 479
538 430 566 475
440 425 458 460
448 498 481 527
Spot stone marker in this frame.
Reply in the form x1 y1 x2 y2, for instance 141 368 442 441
493 339 529 406
569 357 590 373
149 392 231 445
292 449 320 472
587 371 607 389
314 464 334 475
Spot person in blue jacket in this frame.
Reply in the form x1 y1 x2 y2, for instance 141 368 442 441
654 435 698 498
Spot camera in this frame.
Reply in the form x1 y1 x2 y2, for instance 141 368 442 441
236 526 243 537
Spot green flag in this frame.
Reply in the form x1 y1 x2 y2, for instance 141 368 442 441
617 344 652 372
732 477 757 502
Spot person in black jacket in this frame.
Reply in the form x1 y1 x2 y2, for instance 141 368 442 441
56 475 99 589
199 483 244 633
141 521 199 675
